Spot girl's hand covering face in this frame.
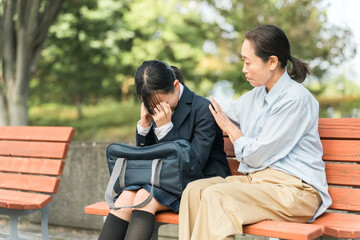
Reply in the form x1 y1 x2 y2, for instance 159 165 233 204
153 102 172 127
139 102 153 127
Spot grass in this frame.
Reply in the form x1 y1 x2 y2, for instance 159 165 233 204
29 99 140 142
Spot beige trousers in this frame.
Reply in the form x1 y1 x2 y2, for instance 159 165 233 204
179 168 321 240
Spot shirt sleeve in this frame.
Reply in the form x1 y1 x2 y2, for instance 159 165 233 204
234 96 313 168
154 121 174 140
136 121 152 136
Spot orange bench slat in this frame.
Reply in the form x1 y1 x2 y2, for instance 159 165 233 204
0 156 64 176
0 172 60 193
85 201 110 216
313 212 360 238
0 126 75 142
224 137 235 157
325 163 360 186
0 189 52 210
321 139 360 162
243 221 322 240
225 135 360 163
328 187 360 212
0 141 69 159
319 118 360 139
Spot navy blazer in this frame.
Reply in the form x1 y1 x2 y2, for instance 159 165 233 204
136 85 231 178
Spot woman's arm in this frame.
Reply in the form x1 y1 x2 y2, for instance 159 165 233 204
234 97 312 168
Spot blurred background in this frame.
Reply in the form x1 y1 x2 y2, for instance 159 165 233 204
1 0 359 143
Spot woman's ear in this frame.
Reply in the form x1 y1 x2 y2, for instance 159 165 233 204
268 55 279 71
173 79 180 91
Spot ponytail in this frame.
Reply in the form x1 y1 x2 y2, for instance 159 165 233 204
245 25 311 83
287 56 310 83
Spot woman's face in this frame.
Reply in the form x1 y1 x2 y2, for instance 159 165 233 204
241 39 274 89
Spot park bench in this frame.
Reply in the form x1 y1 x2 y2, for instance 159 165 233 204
85 118 360 240
0 126 75 240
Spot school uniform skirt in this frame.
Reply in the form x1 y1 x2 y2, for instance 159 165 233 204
115 185 180 212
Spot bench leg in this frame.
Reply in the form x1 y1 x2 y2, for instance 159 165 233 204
6 214 26 240
151 222 165 240
40 203 51 240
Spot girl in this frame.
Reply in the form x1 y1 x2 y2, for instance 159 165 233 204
99 60 230 240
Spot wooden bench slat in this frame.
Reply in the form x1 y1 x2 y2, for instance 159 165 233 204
0 157 64 176
85 201 111 216
323 226 360 239
227 159 242 176
325 163 360 186
313 212 360 238
226 138 360 163
0 141 69 159
322 140 360 162
243 221 322 240
328 187 360 211
319 118 360 139
0 189 52 210
0 172 60 193
224 137 235 157
0 126 75 142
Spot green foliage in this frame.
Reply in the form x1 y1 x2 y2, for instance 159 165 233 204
29 99 140 142
28 0 357 125
318 96 360 118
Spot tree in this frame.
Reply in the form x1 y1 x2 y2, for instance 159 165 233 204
32 0 211 119
0 0 63 125
198 0 357 92
31 0 357 110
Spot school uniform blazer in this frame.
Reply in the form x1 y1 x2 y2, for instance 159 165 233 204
136 85 231 179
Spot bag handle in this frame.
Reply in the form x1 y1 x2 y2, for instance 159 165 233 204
105 158 162 210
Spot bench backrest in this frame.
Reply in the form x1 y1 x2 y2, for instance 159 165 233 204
224 118 360 213
0 126 75 194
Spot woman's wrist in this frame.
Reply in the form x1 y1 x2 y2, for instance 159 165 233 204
227 124 243 144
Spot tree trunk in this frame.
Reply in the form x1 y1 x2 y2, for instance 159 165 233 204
0 0 64 126
0 83 8 125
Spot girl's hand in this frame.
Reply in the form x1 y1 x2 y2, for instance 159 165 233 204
139 103 153 127
208 96 243 143
153 102 172 127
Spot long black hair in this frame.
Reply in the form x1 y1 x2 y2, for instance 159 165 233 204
245 25 309 83
135 60 177 115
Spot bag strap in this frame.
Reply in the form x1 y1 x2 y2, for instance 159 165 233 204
105 158 162 210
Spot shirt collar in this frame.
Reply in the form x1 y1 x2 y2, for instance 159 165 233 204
179 83 184 100
264 71 292 105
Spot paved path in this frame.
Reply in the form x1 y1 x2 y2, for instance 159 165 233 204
0 217 178 240
0 217 100 240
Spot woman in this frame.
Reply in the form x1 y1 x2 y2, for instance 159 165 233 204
99 60 230 240
179 25 332 240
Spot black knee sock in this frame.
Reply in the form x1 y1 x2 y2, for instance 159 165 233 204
124 210 155 240
98 213 129 240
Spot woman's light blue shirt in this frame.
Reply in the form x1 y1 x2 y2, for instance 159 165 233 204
224 72 331 221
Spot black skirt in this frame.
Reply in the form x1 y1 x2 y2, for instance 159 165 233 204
115 185 180 212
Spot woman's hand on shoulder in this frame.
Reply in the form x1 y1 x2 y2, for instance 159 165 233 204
153 102 172 127
139 102 153 127
209 96 243 143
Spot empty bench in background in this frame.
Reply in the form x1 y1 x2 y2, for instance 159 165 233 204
0 126 75 240
85 118 360 240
